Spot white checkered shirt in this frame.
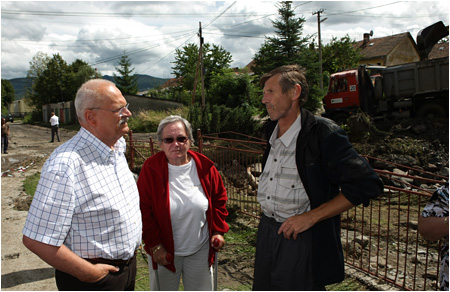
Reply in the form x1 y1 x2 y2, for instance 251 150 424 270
23 127 142 260
257 114 311 223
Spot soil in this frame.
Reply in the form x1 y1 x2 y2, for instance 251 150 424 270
1 122 74 291
1 118 448 291
1 122 256 291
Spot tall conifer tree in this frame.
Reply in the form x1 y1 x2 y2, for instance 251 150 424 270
114 52 138 94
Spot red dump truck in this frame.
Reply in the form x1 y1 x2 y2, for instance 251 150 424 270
323 21 449 123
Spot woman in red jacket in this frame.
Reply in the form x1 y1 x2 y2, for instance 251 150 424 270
137 115 229 290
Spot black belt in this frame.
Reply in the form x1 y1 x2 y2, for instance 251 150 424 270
85 250 137 266
262 213 283 227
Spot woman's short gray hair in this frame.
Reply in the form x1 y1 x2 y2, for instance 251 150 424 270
74 79 116 123
157 115 195 144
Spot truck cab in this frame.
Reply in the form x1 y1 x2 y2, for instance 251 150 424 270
323 67 376 124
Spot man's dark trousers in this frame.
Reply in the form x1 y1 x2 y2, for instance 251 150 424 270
253 214 326 291
51 125 60 142
55 256 137 291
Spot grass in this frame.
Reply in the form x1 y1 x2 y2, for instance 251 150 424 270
326 276 369 290
23 172 41 197
20 160 370 291
135 249 151 290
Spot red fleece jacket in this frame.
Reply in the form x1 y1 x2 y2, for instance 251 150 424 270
137 150 229 272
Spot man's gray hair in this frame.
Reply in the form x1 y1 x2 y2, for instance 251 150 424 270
157 115 195 144
74 79 116 123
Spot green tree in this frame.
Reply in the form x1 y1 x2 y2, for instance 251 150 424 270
67 59 100 97
172 43 233 95
208 68 261 110
252 1 310 76
1 79 15 109
30 53 70 109
27 51 51 80
26 52 99 112
322 35 362 75
113 52 138 94
252 1 324 112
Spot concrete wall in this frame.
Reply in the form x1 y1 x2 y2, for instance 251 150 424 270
124 94 183 114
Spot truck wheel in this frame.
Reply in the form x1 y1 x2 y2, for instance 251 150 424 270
416 103 446 120
331 113 349 125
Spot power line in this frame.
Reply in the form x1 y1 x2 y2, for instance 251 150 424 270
140 32 198 74
324 1 402 16
3 30 196 46
203 1 237 28
1 9 271 18
89 32 194 67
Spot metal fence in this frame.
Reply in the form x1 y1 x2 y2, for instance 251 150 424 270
126 130 448 291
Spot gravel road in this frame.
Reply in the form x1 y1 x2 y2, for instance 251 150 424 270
1 121 77 291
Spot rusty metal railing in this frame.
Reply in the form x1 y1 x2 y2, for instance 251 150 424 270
342 156 447 291
125 130 447 291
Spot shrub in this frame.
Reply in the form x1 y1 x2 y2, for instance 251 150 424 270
127 107 189 133
188 104 262 138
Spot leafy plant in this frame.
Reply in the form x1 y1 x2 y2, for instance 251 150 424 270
23 172 41 197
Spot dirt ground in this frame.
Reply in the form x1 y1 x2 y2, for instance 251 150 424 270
1 122 76 291
1 119 446 291
1 122 255 291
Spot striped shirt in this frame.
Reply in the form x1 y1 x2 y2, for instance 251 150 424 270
257 114 310 222
23 127 142 260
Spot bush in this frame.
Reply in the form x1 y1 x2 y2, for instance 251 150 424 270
22 113 34 124
188 104 262 138
127 107 189 133
23 172 41 197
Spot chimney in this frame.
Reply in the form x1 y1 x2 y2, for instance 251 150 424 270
363 33 370 44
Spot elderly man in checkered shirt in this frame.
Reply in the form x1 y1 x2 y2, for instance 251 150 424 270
22 79 142 291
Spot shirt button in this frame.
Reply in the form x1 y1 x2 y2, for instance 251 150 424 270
291 185 295 188
270 178 273 181
267 196 270 200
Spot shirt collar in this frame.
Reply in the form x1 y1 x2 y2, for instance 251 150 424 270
79 127 125 163
269 114 302 147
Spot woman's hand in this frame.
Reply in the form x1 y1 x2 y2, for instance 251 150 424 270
211 233 225 250
151 245 171 266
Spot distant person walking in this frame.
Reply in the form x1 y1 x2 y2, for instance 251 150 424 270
1 118 10 154
49 112 60 142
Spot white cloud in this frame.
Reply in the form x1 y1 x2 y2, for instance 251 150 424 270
1 1 448 79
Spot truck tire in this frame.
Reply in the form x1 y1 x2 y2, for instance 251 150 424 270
331 112 349 125
416 103 446 120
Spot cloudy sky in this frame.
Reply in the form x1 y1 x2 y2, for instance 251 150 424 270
1 1 449 80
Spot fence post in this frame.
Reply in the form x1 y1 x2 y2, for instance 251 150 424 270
128 130 134 170
150 137 155 157
197 128 203 154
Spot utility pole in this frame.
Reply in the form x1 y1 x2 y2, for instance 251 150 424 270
313 9 327 90
192 22 205 108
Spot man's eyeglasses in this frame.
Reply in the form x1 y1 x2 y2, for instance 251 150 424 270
162 136 188 144
91 103 129 117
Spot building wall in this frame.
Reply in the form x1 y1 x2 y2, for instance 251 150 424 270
124 94 183 114
43 101 76 124
359 56 386 66
386 38 420 66
8 99 33 116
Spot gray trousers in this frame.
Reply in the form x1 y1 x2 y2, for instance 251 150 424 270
253 214 323 291
149 241 213 291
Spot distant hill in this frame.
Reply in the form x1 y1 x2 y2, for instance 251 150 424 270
102 74 170 93
8 78 33 100
7 74 170 100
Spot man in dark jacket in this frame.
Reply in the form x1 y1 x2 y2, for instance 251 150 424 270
253 65 384 290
